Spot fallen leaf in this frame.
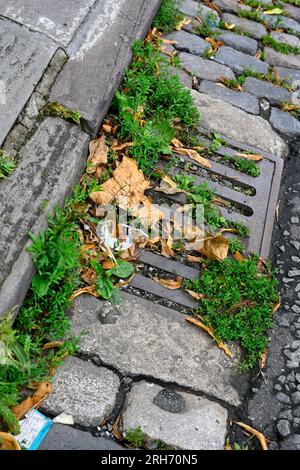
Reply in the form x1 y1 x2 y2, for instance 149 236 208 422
171 146 212 168
102 123 113 133
202 234 229 260
87 136 108 174
102 259 116 269
272 301 281 316
161 238 174 258
224 22 236 30
264 8 284 15
175 16 191 31
204 0 222 15
112 415 123 441
260 349 268 370
0 433 21 450
82 268 97 286
70 285 99 301
154 175 186 195
186 290 205 300
171 137 184 148
42 341 63 350
90 157 151 207
154 276 183 289
111 141 133 151
235 422 268 450
12 383 52 420
281 103 300 112
186 317 233 358
234 251 247 262
235 152 263 162
205 37 224 50
212 196 231 208
187 254 204 263
161 38 178 45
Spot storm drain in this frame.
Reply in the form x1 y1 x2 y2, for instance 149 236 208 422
126 132 283 311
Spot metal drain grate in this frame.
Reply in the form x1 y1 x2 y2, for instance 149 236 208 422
127 134 283 309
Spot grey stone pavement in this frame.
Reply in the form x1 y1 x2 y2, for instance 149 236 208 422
1 0 300 451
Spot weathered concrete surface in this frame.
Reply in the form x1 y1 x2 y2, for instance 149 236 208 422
180 52 235 81
50 0 161 135
39 424 124 450
199 80 259 114
0 0 96 47
0 118 89 317
121 381 228 450
68 292 242 407
43 357 120 427
0 18 57 146
191 90 288 157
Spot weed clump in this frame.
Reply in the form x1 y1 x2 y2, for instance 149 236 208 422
153 0 183 34
184 257 279 370
112 40 199 175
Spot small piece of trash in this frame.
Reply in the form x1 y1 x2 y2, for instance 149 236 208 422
15 409 53 450
53 412 74 426
96 221 148 251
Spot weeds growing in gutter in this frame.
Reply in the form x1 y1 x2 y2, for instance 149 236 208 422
0 151 16 179
0 0 280 439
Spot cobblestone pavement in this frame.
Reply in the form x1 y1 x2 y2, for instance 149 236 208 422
2 0 300 450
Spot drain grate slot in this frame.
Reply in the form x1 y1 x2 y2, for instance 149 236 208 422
129 273 198 309
138 251 199 281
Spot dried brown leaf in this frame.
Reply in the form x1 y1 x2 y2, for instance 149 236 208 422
90 157 151 207
154 276 183 289
175 16 191 30
12 383 52 420
235 422 268 450
70 286 99 301
235 152 263 162
171 146 212 168
186 290 205 300
0 433 21 450
234 251 247 262
200 234 229 261
87 136 108 174
186 317 233 358
42 341 63 351
205 37 224 50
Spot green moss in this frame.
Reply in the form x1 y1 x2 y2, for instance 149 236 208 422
184 257 279 370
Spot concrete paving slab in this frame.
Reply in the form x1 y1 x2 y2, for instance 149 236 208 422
50 0 161 136
0 117 89 318
121 381 228 450
68 292 242 407
0 18 57 146
40 424 125 450
43 357 120 427
0 0 96 47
